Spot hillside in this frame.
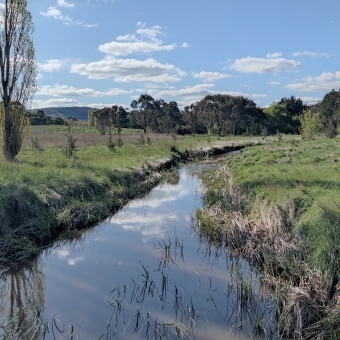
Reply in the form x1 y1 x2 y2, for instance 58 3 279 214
30 106 96 121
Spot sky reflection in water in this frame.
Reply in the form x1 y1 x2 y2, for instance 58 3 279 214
0 159 277 339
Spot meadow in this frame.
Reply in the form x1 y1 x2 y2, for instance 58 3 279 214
0 125 266 263
196 135 340 338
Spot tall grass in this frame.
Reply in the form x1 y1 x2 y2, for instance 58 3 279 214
0 132 262 263
195 136 340 338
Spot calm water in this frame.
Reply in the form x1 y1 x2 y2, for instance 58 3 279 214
0 157 277 339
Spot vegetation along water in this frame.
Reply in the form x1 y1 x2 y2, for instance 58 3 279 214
0 0 340 338
0 155 278 339
197 136 340 339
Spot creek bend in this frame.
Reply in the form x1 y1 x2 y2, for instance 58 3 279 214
0 154 277 339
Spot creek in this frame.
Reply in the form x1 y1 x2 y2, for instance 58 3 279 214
0 154 277 339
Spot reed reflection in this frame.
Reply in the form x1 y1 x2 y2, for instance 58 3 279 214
0 258 47 339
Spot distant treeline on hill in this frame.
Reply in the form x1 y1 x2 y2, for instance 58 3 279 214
27 106 95 125
29 89 340 136
26 110 67 125
87 90 340 137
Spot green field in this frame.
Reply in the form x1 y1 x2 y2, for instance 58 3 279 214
0 127 268 264
196 135 340 338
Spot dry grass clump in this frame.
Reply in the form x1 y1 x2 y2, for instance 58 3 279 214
197 196 334 338
195 138 340 338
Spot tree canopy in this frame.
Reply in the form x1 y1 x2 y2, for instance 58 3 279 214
0 0 37 161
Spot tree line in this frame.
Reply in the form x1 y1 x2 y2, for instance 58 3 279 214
86 90 340 138
0 1 339 162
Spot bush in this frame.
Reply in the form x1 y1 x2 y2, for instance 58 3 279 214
171 125 192 136
299 110 322 138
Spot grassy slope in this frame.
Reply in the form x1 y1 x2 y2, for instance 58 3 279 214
0 131 265 263
229 136 340 280
197 135 340 337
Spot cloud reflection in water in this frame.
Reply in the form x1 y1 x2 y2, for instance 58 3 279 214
105 182 191 242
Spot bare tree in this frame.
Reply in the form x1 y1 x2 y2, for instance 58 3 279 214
0 0 37 161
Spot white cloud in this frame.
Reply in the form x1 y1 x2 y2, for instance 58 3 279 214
85 23 98 28
230 56 300 74
55 249 71 260
285 71 340 92
37 84 130 97
38 59 67 73
292 51 333 58
144 84 248 108
53 247 84 265
40 5 91 26
151 83 215 103
266 52 282 58
68 257 84 266
57 0 75 8
128 183 189 209
40 6 72 23
182 43 190 48
99 41 175 56
192 71 231 82
87 103 127 109
99 23 174 56
136 25 162 38
111 212 178 226
70 56 185 83
108 210 178 241
252 94 267 98
33 98 83 108
299 96 322 104
269 81 280 85
116 34 138 41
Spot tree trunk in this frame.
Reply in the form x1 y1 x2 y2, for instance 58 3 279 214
3 105 15 161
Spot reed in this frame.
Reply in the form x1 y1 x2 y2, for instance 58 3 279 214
195 136 340 338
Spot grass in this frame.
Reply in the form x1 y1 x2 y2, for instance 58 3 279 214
229 136 340 280
0 127 267 264
195 135 340 338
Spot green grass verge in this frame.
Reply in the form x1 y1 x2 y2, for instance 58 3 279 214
0 133 263 263
196 135 340 337
229 136 340 280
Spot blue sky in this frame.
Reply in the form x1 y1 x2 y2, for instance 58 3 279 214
21 0 340 109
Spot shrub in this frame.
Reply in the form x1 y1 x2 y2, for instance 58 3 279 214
299 110 322 138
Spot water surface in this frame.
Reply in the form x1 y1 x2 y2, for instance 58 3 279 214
0 156 277 339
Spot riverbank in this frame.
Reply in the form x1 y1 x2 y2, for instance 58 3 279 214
196 135 340 339
0 133 263 265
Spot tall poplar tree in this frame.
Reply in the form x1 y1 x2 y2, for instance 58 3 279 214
0 0 36 161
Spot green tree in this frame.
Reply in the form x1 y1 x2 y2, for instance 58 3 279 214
199 94 263 135
264 102 297 134
156 101 182 133
278 96 307 116
0 0 36 161
131 94 158 133
200 94 233 135
111 105 128 133
183 102 207 134
299 109 322 137
317 89 340 137
93 108 111 135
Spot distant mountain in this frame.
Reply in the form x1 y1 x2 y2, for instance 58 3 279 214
29 107 96 121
